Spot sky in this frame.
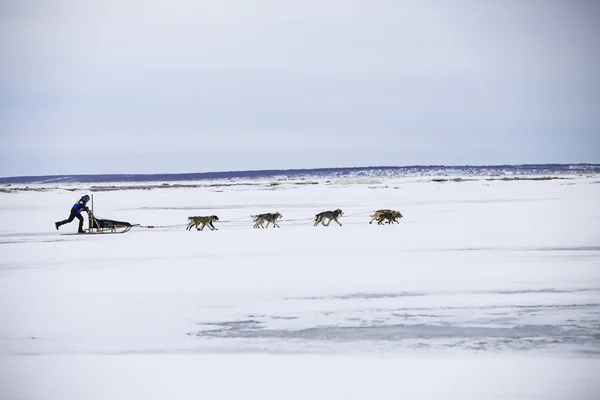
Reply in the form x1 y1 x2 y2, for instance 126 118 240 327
1 0 599 177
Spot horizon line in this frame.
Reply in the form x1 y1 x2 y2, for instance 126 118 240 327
1 163 599 181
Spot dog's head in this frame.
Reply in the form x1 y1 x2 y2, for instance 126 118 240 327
335 209 343 216
394 211 403 219
274 212 282 220
210 215 219 221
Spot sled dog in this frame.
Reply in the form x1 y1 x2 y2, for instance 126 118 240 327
370 209 403 225
186 215 219 231
251 212 282 228
377 210 403 225
314 209 343 226
369 209 394 224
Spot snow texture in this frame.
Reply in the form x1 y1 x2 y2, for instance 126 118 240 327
1 175 599 399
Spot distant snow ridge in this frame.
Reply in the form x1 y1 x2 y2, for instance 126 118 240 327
1 164 599 184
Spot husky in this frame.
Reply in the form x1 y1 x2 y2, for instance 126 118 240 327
369 209 394 224
377 211 403 225
370 209 403 225
314 209 343 226
251 212 282 228
186 215 219 231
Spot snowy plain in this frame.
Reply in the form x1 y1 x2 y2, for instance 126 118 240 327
1 175 599 399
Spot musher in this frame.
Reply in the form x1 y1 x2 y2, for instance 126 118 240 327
55 195 91 233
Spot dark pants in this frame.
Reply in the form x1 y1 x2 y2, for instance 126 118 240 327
56 207 84 232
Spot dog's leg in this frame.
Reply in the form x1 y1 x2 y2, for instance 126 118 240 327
265 220 271 228
211 222 217 230
199 222 205 231
334 218 342 226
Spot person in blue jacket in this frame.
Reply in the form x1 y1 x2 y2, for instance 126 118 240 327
55 195 91 233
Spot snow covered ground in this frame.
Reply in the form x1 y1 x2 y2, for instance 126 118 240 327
1 175 599 399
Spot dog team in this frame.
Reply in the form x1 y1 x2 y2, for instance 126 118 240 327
186 209 403 231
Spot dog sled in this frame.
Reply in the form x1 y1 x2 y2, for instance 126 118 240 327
62 209 132 235
85 209 132 234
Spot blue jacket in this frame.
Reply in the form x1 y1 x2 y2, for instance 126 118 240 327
73 198 89 214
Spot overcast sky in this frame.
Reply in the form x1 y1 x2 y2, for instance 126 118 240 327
1 0 598 176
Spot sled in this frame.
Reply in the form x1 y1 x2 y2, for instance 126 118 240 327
84 209 133 234
85 194 132 234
